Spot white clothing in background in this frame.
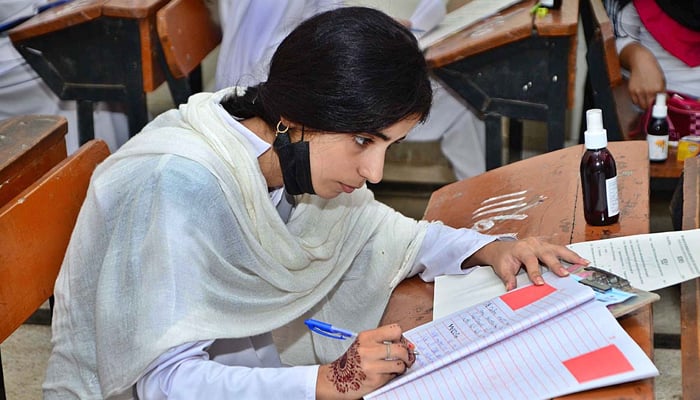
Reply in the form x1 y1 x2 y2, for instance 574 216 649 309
214 0 486 179
614 2 700 97
0 0 130 153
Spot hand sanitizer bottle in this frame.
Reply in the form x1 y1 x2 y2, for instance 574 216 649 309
580 109 620 226
646 93 669 162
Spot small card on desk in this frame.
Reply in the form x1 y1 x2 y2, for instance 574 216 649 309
566 263 660 318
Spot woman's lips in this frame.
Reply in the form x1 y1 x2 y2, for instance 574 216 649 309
341 183 356 193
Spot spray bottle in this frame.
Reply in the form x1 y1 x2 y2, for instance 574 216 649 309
580 109 620 226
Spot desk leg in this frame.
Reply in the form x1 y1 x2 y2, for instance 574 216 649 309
485 115 502 170
508 119 523 164
546 112 566 151
681 278 700 397
77 100 95 145
125 93 149 138
545 38 569 152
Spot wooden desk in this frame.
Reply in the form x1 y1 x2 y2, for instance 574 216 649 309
8 0 170 144
425 0 579 170
680 156 700 398
0 115 68 206
650 146 685 180
382 141 655 399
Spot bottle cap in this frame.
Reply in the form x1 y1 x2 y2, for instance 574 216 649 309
584 109 608 150
651 92 667 118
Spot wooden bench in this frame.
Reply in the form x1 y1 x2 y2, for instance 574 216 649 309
425 0 579 170
0 139 110 399
0 115 68 207
8 0 220 143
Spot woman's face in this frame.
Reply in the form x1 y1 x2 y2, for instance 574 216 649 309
306 116 421 199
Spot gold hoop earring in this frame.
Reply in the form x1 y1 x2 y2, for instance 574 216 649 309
276 121 289 135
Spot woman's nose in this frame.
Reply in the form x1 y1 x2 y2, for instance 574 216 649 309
360 152 385 184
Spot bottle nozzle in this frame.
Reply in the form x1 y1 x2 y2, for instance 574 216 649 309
586 109 604 133
652 92 667 118
584 109 608 150
655 92 666 107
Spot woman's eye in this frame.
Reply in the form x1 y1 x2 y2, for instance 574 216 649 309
353 136 373 146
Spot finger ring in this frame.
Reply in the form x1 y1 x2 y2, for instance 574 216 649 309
383 340 392 360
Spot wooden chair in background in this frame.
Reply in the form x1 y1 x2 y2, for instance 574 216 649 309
156 0 221 106
579 0 641 142
0 139 110 399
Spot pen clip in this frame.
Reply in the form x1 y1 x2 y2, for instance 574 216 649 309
304 319 354 340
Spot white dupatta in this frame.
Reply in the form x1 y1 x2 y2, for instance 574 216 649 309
46 89 429 398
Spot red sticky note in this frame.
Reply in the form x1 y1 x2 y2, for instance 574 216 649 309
499 283 556 311
563 344 634 383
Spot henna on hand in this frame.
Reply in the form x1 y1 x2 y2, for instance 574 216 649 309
399 336 416 364
326 340 367 394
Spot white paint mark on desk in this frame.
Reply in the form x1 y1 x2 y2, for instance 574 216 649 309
470 190 546 232
481 190 527 204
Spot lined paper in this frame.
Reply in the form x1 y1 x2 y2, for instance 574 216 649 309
365 274 658 399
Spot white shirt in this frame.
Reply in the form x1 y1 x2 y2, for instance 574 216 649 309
615 2 700 98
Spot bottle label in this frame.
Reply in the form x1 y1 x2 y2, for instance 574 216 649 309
647 134 669 161
606 176 620 217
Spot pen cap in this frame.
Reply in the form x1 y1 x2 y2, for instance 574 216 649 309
584 109 608 150
651 92 667 119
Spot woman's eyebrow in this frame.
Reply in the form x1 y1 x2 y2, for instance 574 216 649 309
369 131 391 141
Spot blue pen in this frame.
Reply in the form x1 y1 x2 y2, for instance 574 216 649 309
304 319 356 340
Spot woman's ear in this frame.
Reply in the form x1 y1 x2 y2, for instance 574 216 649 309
279 116 296 130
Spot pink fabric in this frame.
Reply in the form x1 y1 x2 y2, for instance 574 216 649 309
634 0 700 67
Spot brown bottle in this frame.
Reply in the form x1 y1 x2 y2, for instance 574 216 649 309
580 109 620 226
647 93 669 162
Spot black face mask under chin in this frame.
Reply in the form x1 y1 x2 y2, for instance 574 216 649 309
273 131 315 195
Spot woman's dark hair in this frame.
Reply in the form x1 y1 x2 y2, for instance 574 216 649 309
220 6 432 135
606 0 700 36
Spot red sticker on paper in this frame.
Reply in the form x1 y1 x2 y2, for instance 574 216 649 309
499 283 556 311
563 344 634 383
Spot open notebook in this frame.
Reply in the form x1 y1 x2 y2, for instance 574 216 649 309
365 273 658 399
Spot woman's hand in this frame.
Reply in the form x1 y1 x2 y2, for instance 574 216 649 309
466 237 589 291
316 324 416 400
620 43 666 110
